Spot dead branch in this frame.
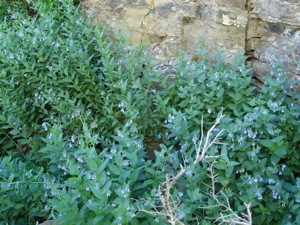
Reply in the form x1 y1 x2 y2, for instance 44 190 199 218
138 113 252 225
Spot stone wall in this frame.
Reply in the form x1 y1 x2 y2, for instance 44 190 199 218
82 0 300 80
246 0 300 82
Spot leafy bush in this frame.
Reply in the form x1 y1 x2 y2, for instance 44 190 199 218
141 47 300 224
0 156 49 225
0 0 300 224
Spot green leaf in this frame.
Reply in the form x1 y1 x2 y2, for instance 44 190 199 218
144 167 156 175
14 203 24 210
272 135 285 143
219 178 229 186
97 159 109 175
86 201 104 215
213 162 226 170
65 177 80 189
259 139 274 148
292 204 300 211
296 213 300 225
187 188 202 202
293 133 300 143
221 145 227 156
129 168 141 183
18 139 29 146
271 155 280 165
8 174 15 183
274 145 287 157
90 181 111 200
227 161 240 167
9 129 20 136
108 163 121 176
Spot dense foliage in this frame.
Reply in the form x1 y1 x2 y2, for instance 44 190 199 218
0 1 299 224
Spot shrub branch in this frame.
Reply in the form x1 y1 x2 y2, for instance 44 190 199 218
200 163 252 225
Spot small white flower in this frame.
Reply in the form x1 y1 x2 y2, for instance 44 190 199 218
123 160 129 166
178 212 186 219
91 121 98 128
117 130 124 138
76 157 83 163
186 170 193 177
42 122 47 131
155 191 162 197
255 191 262 200
192 136 197 145
268 178 275 184
271 102 278 109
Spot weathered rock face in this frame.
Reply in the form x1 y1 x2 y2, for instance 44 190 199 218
246 0 300 81
82 0 300 79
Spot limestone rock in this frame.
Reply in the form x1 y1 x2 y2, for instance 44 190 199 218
247 0 300 79
82 0 247 55
82 0 300 80
250 0 300 25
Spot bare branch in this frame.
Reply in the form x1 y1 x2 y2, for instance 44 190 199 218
138 113 252 225
200 163 252 225
194 114 225 165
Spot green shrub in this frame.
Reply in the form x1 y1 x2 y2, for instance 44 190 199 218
141 46 300 224
0 1 155 224
0 156 49 225
0 0 300 224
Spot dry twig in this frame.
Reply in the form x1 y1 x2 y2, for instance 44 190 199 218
200 163 252 225
139 113 252 225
